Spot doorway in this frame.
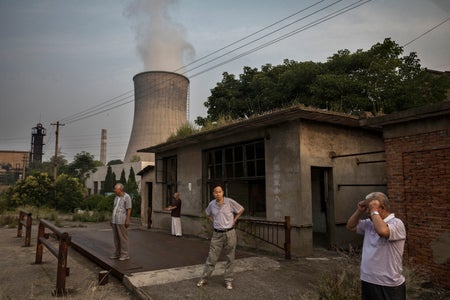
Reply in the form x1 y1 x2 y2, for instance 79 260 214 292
147 182 153 229
311 167 333 248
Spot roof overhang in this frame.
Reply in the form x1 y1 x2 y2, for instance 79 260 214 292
360 101 450 128
138 105 362 154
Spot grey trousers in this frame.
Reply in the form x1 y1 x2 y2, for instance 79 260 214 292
112 224 129 257
201 229 237 283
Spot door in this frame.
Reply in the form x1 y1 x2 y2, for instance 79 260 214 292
311 167 333 248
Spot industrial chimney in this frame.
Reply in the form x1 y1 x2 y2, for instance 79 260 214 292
100 129 107 165
124 71 189 162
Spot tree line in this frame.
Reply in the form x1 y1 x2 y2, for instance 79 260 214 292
195 38 449 126
0 151 140 217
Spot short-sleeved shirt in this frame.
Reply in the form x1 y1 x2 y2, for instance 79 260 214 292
171 198 182 218
205 197 243 230
356 213 406 286
111 193 132 224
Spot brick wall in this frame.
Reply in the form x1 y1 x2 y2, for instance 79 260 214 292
385 129 450 287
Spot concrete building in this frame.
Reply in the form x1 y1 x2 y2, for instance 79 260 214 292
138 105 387 256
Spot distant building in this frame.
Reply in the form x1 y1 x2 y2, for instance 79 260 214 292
0 150 29 190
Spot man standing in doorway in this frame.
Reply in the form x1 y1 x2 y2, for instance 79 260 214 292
346 192 406 300
110 183 132 261
165 192 182 237
196 185 245 290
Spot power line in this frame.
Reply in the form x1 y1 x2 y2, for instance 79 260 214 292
402 17 450 47
188 0 371 78
57 1 369 125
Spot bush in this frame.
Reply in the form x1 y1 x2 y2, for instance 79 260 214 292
81 194 106 210
97 194 114 212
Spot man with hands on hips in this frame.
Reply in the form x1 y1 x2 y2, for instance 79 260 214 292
346 192 406 300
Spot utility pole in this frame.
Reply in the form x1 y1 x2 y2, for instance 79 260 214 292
51 121 65 182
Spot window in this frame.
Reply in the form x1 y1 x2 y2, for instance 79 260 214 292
205 140 266 217
94 181 98 194
160 156 177 207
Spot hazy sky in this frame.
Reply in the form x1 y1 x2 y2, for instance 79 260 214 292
0 0 449 163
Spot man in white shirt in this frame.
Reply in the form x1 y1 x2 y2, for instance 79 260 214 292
110 183 132 261
347 192 406 300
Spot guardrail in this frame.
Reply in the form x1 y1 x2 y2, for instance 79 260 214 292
237 216 291 259
17 210 32 247
35 219 71 296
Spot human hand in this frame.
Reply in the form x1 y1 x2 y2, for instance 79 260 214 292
357 200 367 212
368 199 381 213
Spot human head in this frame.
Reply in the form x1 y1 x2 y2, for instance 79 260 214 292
114 183 124 195
173 192 179 199
213 185 224 201
365 192 390 211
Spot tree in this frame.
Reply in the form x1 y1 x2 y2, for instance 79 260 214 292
5 173 54 208
119 169 127 185
66 151 102 185
103 164 114 195
27 156 67 178
125 166 140 217
196 38 449 124
125 167 138 196
108 159 123 165
55 174 85 212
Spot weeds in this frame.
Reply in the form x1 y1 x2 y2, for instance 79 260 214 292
317 251 361 300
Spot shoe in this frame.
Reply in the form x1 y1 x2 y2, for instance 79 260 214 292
225 282 233 290
196 279 207 287
119 256 130 261
109 255 120 259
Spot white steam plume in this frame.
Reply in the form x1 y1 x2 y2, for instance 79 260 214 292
125 0 195 72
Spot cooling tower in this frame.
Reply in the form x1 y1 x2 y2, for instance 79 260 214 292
124 71 189 163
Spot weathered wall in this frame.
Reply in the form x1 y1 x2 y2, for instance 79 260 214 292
298 120 385 251
384 115 450 287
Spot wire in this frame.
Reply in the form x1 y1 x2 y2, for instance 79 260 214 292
56 0 367 125
44 0 372 161
188 0 370 78
402 17 450 47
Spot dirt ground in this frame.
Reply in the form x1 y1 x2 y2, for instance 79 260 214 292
1 221 448 300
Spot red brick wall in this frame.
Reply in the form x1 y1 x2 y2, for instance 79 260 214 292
385 129 450 287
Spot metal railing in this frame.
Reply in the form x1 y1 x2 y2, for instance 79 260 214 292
237 216 291 259
17 209 32 247
35 219 71 297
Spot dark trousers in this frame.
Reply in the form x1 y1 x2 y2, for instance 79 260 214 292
361 281 406 300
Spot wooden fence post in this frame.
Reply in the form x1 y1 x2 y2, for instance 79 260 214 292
17 210 33 247
35 221 45 264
